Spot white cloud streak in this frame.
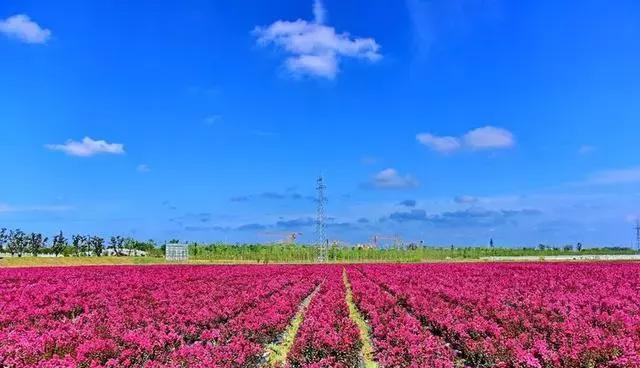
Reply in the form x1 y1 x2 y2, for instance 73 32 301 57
313 0 327 24
585 167 640 185
416 133 461 153
578 145 595 155
253 0 381 79
463 126 515 150
204 115 222 125
370 168 419 189
0 203 73 213
45 137 125 157
454 195 479 204
0 14 51 44
417 126 515 153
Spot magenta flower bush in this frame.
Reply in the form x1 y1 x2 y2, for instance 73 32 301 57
0 265 323 367
355 263 640 368
287 267 361 368
0 263 638 367
346 269 454 368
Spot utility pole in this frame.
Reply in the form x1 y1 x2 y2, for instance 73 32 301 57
316 176 327 262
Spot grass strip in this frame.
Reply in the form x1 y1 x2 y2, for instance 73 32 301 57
342 269 378 368
265 283 321 367
0 256 169 268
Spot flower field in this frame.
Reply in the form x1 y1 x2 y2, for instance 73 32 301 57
0 263 639 367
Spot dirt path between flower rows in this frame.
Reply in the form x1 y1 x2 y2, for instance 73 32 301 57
263 281 323 367
262 271 379 368
343 269 378 368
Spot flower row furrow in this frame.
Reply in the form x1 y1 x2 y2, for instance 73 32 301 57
359 263 640 368
1 263 639 367
346 268 455 368
0 265 324 367
287 267 361 368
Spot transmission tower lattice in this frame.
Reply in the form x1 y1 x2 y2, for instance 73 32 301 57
635 219 640 252
316 176 328 262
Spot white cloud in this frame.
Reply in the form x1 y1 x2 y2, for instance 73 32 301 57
250 130 277 137
286 53 338 79
417 126 515 153
405 0 500 62
0 14 51 44
454 195 478 204
416 133 461 153
405 0 435 57
585 167 640 185
45 137 125 157
0 203 72 213
625 214 640 224
370 168 419 189
137 164 151 173
313 0 326 24
253 0 381 79
204 115 222 125
578 145 595 155
463 126 515 150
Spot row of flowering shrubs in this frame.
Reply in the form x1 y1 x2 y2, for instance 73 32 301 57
346 269 455 367
0 265 324 367
287 267 361 368
356 263 640 368
2 263 639 367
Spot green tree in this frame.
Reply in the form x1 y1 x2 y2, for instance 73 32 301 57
8 229 27 257
28 233 47 257
52 231 67 257
81 235 90 255
90 236 105 257
72 235 87 257
0 228 8 253
124 237 136 255
109 236 125 256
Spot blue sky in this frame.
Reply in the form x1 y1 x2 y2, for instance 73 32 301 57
1 0 640 247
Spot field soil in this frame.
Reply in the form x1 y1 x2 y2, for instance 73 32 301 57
0 256 167 267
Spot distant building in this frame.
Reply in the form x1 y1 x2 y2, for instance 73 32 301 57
165 243 188 262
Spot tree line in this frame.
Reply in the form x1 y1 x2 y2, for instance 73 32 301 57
0 229 160 257
186 242 638 263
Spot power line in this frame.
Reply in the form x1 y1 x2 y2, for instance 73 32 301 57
316 176 327 262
